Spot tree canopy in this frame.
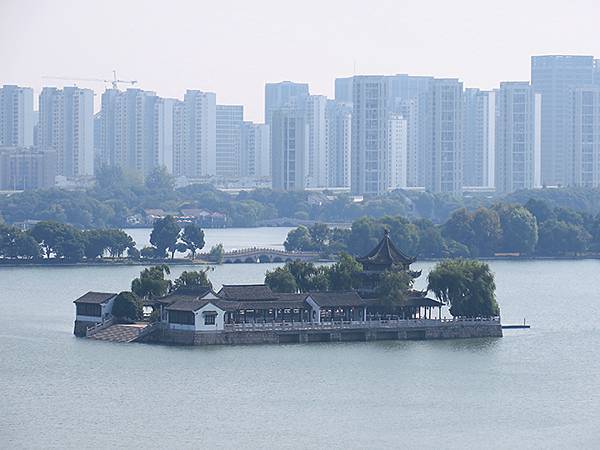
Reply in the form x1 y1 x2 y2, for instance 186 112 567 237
112 291 143 321
131 265 172 299
427 260 499 318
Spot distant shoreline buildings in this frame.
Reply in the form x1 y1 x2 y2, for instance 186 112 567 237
1 54 600 194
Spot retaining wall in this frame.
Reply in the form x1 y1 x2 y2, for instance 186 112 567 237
152 322 502 346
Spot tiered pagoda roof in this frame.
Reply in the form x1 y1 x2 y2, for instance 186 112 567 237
357 229 416 268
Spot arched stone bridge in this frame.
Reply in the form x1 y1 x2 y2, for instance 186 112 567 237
210 248 321 264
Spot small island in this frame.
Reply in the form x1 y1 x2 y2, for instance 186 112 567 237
73 231 502 345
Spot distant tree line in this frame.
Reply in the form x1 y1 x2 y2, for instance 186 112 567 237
6 163 600 230
0 221 136 261
284 199 600 258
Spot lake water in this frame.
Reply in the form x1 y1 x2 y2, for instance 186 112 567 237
1 228 600 448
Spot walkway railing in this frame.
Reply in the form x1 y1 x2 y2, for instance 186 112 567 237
86 317 114 337
224 317 500 332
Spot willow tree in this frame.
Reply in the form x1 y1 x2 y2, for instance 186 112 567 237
427 260 499 318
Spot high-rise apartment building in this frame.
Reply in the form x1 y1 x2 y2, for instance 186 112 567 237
325 100 351 188
531 55 595 186
264 81 309 125
421 79 463 193
304 95 328 188
0 146 57 190
97 88 175 177
271 109 308 191
495 82 541 194
0 85 33 148
39 86 94 177
334 77 353 106
387 114 408 189
241 122 270 179
216 105 243 179
570 87 600 187
173 90 217 179
351 76 390 196
387 75 434 188
154 98 176 174
463 88 496 188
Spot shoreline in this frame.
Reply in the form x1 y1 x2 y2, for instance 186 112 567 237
1 254 599 268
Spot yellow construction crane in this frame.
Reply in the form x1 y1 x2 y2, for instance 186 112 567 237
42 70 137 90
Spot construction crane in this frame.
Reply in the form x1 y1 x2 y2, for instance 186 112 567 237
42 70 138 90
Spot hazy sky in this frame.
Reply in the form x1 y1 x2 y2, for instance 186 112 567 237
2 0 599 121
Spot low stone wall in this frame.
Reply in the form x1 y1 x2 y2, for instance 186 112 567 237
73 320 98 337
152 321 502 346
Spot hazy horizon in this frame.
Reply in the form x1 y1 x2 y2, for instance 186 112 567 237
2 0 600 121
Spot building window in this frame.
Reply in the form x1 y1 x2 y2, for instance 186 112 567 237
169 310 195 325
204 313 217 325
76 303 102 317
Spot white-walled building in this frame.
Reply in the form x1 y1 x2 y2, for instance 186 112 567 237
422 79 463 194
351 76 390 196
97 88 165 177
334 77 353 106
173 90 217 178
216 105 244 179
531 55 595 186
325 100 351 188
264 81 309 125
304 95 328 188
0 85 33 148
463 88 496 188
271 109 308 191
571 87 600 187
495 82 541 193
39 86 94 177
241 121 270 179
387 114 408 189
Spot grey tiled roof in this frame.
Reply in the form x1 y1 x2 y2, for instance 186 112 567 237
166 298 215 312
74 292 117 304
217 284 278 301
308 291 367 307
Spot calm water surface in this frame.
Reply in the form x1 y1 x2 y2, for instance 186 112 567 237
1 229 600 448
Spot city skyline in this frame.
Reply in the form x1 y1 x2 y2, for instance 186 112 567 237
2 0 600 122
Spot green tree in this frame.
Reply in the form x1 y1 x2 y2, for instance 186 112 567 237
13 233 42 259
265 267 298 293
150 216 180 259
494 204 538 254
181 224 205 259
537 220 591 255
111 291 142 321
106 230 135 258
376 270 413 313
414 219 446 257
30 221 70 258
308 223 329 248
442 208 475 249
285 260 329 292
328 253 362 291
131 265 172 299
524 198 555 224
470 208 501 256
173 269 213 290
82 230 108 259
209 243 225 264
284 226 315 251
145 166 175 191
427 259 499 318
